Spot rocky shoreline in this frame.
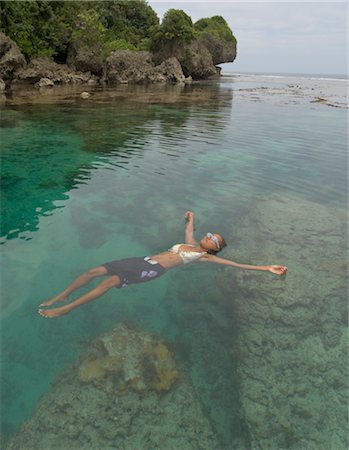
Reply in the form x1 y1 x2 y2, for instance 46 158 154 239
0 31 236 98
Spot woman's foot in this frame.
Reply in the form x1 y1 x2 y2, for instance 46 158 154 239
38 306 70 318
39 294 68 307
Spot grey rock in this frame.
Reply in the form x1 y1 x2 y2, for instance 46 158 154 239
199 32 236 66
104 50 153 84
37 77 54 88
104 50 185 85
0 32 27 85
153 34 236 80
0 78 5 91
67 44 104 76
154 57 185 83
15 57 90 85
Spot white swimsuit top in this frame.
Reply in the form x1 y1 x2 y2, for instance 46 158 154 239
168 243 206 264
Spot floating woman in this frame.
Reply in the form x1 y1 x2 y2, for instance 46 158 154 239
38 211 287 318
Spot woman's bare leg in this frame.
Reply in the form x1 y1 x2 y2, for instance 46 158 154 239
39 266 108 307
38 275 121 318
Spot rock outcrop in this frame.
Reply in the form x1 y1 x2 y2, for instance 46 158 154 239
67 44 104 76
104 50 185 85
199 33 236 66
0 32 26 88
0 28 235 91
14 57 92 86
5 323 220 449
153 33 236 79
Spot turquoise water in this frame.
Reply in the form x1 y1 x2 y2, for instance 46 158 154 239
1 81 347 449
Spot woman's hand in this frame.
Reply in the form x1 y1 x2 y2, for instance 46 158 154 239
184 211 195 222
268 265 288 276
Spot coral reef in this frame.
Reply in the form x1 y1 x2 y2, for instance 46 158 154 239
5 323 220 449
221 194 348 449
78 323 180 394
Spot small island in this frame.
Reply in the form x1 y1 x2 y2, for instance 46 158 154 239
0 1 237 92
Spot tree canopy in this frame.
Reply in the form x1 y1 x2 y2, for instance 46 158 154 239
194 16 237 44
0 1 235 61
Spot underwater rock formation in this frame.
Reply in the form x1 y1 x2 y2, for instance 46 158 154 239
222 194 348 449
5 323 220 449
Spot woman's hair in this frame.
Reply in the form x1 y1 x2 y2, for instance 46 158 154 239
207 235 227 255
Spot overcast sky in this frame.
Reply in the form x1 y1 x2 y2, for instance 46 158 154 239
147 1 348 75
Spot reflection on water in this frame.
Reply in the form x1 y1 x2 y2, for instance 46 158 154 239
0 83 233 242
0 80 347 449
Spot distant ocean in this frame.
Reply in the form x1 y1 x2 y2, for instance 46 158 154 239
221 69 349 82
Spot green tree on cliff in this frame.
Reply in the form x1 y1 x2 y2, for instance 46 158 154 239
194 15 237 44
151 9 196 51
1 2 236 62
0 0 159 59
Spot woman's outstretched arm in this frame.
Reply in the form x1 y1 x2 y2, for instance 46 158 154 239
184 211 197 244
200 254 287 276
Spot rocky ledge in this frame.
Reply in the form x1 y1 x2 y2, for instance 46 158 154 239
0 31 236 93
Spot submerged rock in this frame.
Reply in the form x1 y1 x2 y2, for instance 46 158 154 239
6 323 220 449
78 323 180 394
222 194 348 450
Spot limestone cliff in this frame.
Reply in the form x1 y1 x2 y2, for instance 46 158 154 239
152 33 236 79
0 30 235 92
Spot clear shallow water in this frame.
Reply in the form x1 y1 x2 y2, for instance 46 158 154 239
1 80 347 449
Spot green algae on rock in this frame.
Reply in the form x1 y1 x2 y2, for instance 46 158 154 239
5 323 220 450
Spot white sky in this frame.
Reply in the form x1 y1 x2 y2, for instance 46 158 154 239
147 1 348 75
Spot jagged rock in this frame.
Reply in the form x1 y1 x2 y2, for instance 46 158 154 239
153 57 185 83
37 77 54 88
14 57 91 85
104 50 154 84
153 34 236 80
199 33 236 66
153 40 216 79
182 40 218 79
5 323 220 450
67 45 104 76
0 32 27 86
0 78 5 91
104 50 185 85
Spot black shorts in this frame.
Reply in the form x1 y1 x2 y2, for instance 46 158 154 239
102 256 166 288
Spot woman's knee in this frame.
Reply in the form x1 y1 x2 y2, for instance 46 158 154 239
100 275 121 290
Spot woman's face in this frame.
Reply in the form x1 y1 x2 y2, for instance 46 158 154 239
200 232 222 252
